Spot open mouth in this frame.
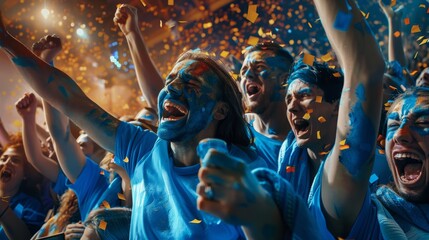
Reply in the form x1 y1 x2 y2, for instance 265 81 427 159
0 169 12 183
394 152 423 184
246 83 261 98
293 119 310 136
162 100 188 121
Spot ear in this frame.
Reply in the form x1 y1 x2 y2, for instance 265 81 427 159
213 102 229 121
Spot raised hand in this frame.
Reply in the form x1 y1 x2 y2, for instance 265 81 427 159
113 4 139 36
64 222 85 240
31 34 62 63
15 92 38 120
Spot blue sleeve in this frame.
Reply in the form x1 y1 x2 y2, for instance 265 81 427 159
252 168 323 240
51 170 68 196
114 121 157 179
66 158 110 220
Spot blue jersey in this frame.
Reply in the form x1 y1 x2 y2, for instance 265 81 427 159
115 121 266 239
249 124 283 171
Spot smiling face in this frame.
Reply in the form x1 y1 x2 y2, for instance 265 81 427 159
240 50 287 114
416 67 429 87
386 94 429 202
0 147 26 196
157 59 221 142
286 79 338 149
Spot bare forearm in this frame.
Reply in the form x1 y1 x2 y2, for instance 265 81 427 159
22 116 59 182
387 17 406 66
125 31 164 110
0 119 10 147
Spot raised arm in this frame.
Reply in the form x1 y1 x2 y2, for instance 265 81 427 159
0 14 119 153
314 0 385 237
0 117 10 147
16 93 59 182
114 4 164 110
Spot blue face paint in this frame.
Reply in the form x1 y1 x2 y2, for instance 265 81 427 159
12 57 37 68
297 88 312 95
340 84 376 176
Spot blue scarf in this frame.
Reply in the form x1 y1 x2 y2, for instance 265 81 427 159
376 186 429 232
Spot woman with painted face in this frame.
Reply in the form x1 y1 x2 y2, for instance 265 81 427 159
0 134 46 240
0 12 272 238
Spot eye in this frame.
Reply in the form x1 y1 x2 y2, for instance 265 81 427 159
254 64 266 72
387 120 400 129
240 66 248 76
415 117 429 127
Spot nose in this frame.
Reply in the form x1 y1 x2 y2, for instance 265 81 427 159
166 79 183 96
242 67 255 80
287 96 301 114
393 120 413 144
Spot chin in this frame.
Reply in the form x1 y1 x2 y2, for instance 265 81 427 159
397 186 429 203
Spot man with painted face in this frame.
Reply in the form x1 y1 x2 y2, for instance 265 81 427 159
0 13 268 238
278 59 343 200
416 67 429 87
240 42 294 170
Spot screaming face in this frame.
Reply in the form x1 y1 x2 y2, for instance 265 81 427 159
386 95 429 202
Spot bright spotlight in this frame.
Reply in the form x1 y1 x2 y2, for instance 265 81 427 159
76 28 88 38
41 8 49 19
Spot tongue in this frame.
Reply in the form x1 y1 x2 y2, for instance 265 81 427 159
165 106 184 117
403 163 422 181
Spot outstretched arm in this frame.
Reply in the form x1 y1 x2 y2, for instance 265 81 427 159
0 117 10 147
314 0 385 237
16 92 59 182
114 4 164 111
0 13 119 153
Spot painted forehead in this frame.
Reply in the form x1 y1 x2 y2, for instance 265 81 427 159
171 59 219 84
287 78 323 95
244 50 276 61
390 95 429 118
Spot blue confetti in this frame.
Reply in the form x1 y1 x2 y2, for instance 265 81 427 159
333 10 353 32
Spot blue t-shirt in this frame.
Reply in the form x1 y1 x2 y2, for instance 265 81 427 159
51 170 68 196
0 192 45 240
115 121 266 239
249 124 283 171
66 158 121 220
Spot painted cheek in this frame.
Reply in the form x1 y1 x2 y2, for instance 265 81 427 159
410 126 429 136
260 70 270 79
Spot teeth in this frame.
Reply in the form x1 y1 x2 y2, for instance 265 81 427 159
394 152 420 161
164 101 187 114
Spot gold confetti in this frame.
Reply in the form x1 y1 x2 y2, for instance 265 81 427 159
404 18 410 25
340 144 350 150
390 0 396 7
247 36 259 45
303 53 315 66
140 0 147 7
411 25 421 34
321 52 332 62
245 4 259 23
378 149 385 155
417 36 424 41
286 166 295 173
410 70 418 76
102 201 110 209
220 51 229 58
168 0 174 6
318 116 326 123
118 193 126 200
419 4 426 8
99 170 105 175
123 157 129 163
340 139 346 145
308 22 312 28
388 85 397 91
203 22 213 29
303 113 311 120
317 131 321 139
160 20 163 28
190 219 202 224
99 220 107 230
307 109 313 114
393 31 401 38
366 12 370 19
419 39 428 45
320 151 330 155
328 65 336 69
333 72 342 78
316 96 323 103
414 52 419 59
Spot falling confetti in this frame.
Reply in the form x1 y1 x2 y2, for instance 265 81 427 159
320 52 332 62
220 51 229 58
168 0 174 6
123 157 129 163
190 219 202 224
411 25 421 34
245 4 259 23
315 96 323 103
247 36 259 45
318 116 326 123
303 53 315 66
404 18 410 25
393 31 401 38
286 166 295 173
102 201 111 209
118 193 126 200
317 131 321 139
303 113 311 120
99 220 107 230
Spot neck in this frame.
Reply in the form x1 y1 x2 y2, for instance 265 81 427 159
170 140 200 167
0 185 19 199
253 102 289 140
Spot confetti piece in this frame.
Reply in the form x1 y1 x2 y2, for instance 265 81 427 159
102 201 110 209
303 53 315 66
419 4 426 8
247 36 259 45
340 144 350 150
99 170 105 175
303 113 311 120
333 72 342 77
190 219 202 224
417 36 424 41
286 166 295 173
321 52 332 62
388 85 397 91
160 20 163 28
168 0 174 6
316 96 323 103
320 151 330 155
328 65 336 69
245 4 259 23
419 39 428 45
404 18 410 25
306 109 314 114
220 51 229 58
308 22 312 28
378 149 385 154
410 70 418 76
123 157 129 163
282 83 288 88
360 10 366 17
340 139 346 145
411 25 421 34
414 52 419 59
117 193 126 201
99 220 107 230
390 0 396 7
333 10 352 32
393 31 401 38
140 0 147 7
203 22 213 29
318 116 326 123
317 131 321 139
